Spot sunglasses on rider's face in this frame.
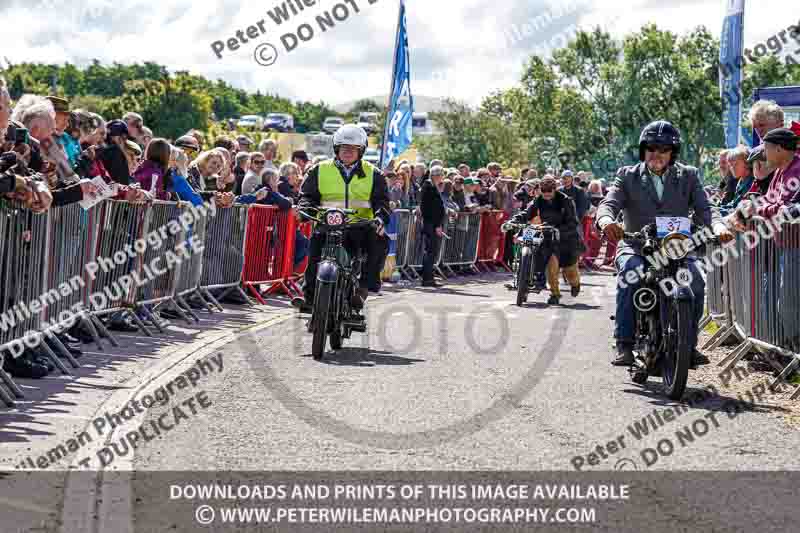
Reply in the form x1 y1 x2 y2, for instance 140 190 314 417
646 145 672 154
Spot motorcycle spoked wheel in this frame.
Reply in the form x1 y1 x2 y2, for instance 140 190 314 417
660 299 693 400
311 282 334 360
516 247 532 307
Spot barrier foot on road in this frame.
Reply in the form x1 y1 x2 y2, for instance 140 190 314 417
0 379 15 407
201 288 225 312
126 309 153 337
190 288 216 314
46 332 80 369
470 264 481 274
175 295 201 322
720 340 752 374
39 339 71 376
444 265 457 277
80 312 104 352
139 305 165 334
703 323 736 351
770 357 799 396
167 299 194 324
699 315 712 330
435 265 448 280
245 283 268 306
236 285 255 306
0 358 25 399
285 278 303 299
89 313 119 348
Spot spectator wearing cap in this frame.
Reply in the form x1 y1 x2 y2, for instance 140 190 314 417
458 164 470 178
94 119 133 185
451 175 467 211
559 169 589 220
237 135 254 152
123 112 145 143
292 150 309 175
185 129 206 151
175 134 201 161
715 145 754 217
748 128 800 219
233 151 251 195
46 96 81 168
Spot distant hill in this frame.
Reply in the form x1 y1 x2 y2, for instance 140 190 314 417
333 95 451 114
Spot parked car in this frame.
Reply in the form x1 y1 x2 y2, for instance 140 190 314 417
322 117 344 134
237 115 264 130
263 113 294 132
357 112 380 135
363 147 380 165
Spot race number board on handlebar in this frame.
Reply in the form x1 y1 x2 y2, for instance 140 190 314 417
656 217 691 238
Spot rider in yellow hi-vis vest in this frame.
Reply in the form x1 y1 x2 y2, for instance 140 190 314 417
292 124 391 314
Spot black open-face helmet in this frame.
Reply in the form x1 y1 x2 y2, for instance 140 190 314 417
639 120 681 165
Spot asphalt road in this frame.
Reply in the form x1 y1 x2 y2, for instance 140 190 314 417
134 271 800 472
5 271 800 532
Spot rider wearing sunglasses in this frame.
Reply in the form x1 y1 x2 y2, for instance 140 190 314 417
595 120 734 367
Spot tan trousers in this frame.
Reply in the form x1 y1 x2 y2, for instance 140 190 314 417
545 256 580 298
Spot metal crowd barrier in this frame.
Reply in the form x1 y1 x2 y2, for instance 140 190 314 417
175 212 214 318
131 201 194 331
199 204 250 306
708 216 800 399
440 211 482 275
393 210 414 278
476 210 510 271
242 205 300 303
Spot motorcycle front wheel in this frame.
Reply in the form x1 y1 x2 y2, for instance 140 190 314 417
516 246 532 307
311 282 334 360
662 299 693 400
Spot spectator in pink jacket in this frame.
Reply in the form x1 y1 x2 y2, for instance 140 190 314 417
133 138 172 200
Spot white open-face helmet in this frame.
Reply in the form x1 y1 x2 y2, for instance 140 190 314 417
333 124 368 156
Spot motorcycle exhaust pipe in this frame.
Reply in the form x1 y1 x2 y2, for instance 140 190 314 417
633 288 657 312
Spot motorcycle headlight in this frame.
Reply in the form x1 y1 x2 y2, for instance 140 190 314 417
661 233 690 261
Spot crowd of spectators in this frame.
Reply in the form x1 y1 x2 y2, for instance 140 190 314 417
6 66 795 380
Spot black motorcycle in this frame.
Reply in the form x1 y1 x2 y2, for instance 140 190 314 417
619 223 718 399
298 208 381 360
502 222 560 306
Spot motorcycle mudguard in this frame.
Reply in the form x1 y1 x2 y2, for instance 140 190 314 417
317 260 339 284
671 285 694 302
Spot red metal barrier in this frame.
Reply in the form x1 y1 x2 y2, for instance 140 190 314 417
581 214 602 269
242 205 300 303
476 210 510 271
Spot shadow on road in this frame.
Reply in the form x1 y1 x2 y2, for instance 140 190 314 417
315 348 425 367
621 382 791 415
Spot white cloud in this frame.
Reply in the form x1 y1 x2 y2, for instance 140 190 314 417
2 0 798 108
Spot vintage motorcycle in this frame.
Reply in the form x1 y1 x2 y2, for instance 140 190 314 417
297 207 381 360
618 220 719 400
501 221 560 306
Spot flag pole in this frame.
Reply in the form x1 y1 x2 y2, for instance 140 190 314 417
379 0 404 169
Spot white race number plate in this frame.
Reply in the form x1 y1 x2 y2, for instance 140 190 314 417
656 216 691 238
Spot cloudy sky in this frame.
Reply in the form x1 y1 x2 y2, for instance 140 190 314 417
1 0 797 107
